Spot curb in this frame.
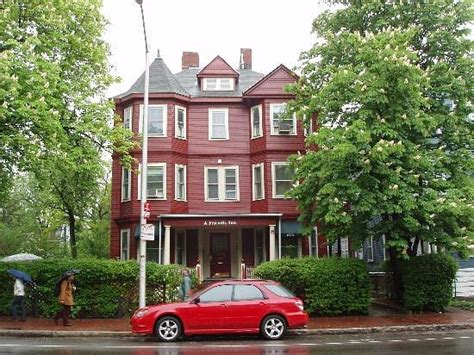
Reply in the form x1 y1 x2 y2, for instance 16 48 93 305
0 323 472 338
289 323 474 335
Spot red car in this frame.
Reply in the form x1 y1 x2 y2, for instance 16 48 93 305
130 279 308 341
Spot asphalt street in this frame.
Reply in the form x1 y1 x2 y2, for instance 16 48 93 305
0 330 473 354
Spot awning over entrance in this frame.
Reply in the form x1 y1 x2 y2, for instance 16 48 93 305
281 221 302 235
159 213 283 228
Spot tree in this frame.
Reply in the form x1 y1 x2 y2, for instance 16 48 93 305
288 1 473 299
0 0 135 257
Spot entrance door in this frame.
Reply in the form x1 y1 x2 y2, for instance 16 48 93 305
210 233 231 278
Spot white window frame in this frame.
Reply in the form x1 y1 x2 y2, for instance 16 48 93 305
366 236 374 262
120 229 130 261
203 78 234 91
175 164 187 201
252 163 265 201
251 105 263 138
204 166 240 202
137 163 167 200
270 103 297 135
123 106 132 130
208 108 229 140
139 104 168 137
121 167 131 202
271 162 295 199
303 116 313 136
175 106 186 139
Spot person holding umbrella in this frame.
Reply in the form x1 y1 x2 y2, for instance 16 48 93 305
53 270 78 327
7 269 32 322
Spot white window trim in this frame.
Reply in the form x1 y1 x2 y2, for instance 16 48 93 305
269 103 297 135
250 104 263 139
303 115 312 136
252 163 265 201
120 229 130 261
204 166 240 202
175 106 187 140
366 236 374 262
271 162 294 199
203 78 234 91
137 163 167 200
175 164 187 201
208 108 229 140
139 104 168 137
123 106 132 130
121 167 131 202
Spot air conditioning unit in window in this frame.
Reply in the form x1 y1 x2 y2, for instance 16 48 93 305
148 189 164 198
278 123 292 134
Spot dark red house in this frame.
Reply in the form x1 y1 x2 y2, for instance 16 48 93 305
111 49 328 279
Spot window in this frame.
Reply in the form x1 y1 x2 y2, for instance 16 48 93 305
203 78 234 91
254 229 266 265
233 285 264 301
120 229 130 260
205 166 239 201
252 163 264 200
270 103 296 135
175 106 186 139
137 163 167 200
209 108 229 140
251 105 262 138
121 167 131 202
366 236 374 262
139 104 167 137
281 234 299 258
175 164 186 201
264 284 295 298
310 227 318 257
304 116 313 136
123 106 132 130
199 285 233 303
272 162 295 198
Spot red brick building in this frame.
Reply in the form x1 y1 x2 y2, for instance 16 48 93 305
111 49 328 279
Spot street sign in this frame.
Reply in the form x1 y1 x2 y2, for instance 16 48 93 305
141 224 155 241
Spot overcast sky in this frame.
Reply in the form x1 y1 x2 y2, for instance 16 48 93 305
102 0 331 97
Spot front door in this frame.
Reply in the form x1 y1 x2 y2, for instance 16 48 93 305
210 233 231 278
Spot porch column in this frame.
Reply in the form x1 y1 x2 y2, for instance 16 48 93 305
269 224 276 261
163 225 171 265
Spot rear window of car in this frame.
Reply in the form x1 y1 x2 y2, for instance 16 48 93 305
264 284 295 298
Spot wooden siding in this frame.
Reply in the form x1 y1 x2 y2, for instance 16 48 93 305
244 65 297 97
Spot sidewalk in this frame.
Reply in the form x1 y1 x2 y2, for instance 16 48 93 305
0 305 472 337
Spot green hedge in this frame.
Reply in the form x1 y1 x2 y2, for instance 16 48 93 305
254 257 370 316
0 259 191 318
401 253 458 312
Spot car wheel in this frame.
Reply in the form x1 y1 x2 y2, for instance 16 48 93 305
155 316 182 342
261 315 286 340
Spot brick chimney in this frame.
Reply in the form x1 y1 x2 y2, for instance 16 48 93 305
182 51 199 70
240 48 252 70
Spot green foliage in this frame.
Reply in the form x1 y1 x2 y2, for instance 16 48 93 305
287 0 473 259
400 254 458 312
254 257 370 315
450 298 474 311
0 259 186 318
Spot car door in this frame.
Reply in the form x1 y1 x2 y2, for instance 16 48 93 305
185 284 234 332
227 284 267 330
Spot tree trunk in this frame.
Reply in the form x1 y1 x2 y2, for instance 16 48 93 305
68 213 77 259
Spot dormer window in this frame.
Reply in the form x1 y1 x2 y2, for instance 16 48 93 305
203 78 234 91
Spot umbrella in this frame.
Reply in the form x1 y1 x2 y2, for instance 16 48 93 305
1 253 43 262
6 269 33 283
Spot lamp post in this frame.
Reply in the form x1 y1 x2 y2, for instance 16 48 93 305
136 0 149 309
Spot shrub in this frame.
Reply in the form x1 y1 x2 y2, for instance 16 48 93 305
254 257 370 316
401 253 458 312
0 259 188 318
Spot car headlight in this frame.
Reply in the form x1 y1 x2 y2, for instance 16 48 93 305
295 301 304 311
134 307 149 318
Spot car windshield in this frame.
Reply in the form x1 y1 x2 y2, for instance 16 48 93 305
264 284 295 298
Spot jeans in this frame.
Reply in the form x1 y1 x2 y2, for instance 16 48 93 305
11 296 25 320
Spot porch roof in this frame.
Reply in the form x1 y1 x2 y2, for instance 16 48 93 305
158 213 283 228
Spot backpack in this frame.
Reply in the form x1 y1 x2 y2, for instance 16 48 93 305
53 279 62 297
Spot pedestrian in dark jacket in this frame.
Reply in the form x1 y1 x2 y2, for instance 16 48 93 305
11 276 26 321
53 272 75 326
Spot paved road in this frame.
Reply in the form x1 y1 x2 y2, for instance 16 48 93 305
0 330 473 354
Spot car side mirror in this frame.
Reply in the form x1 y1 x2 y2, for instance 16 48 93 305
191 297 200 304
